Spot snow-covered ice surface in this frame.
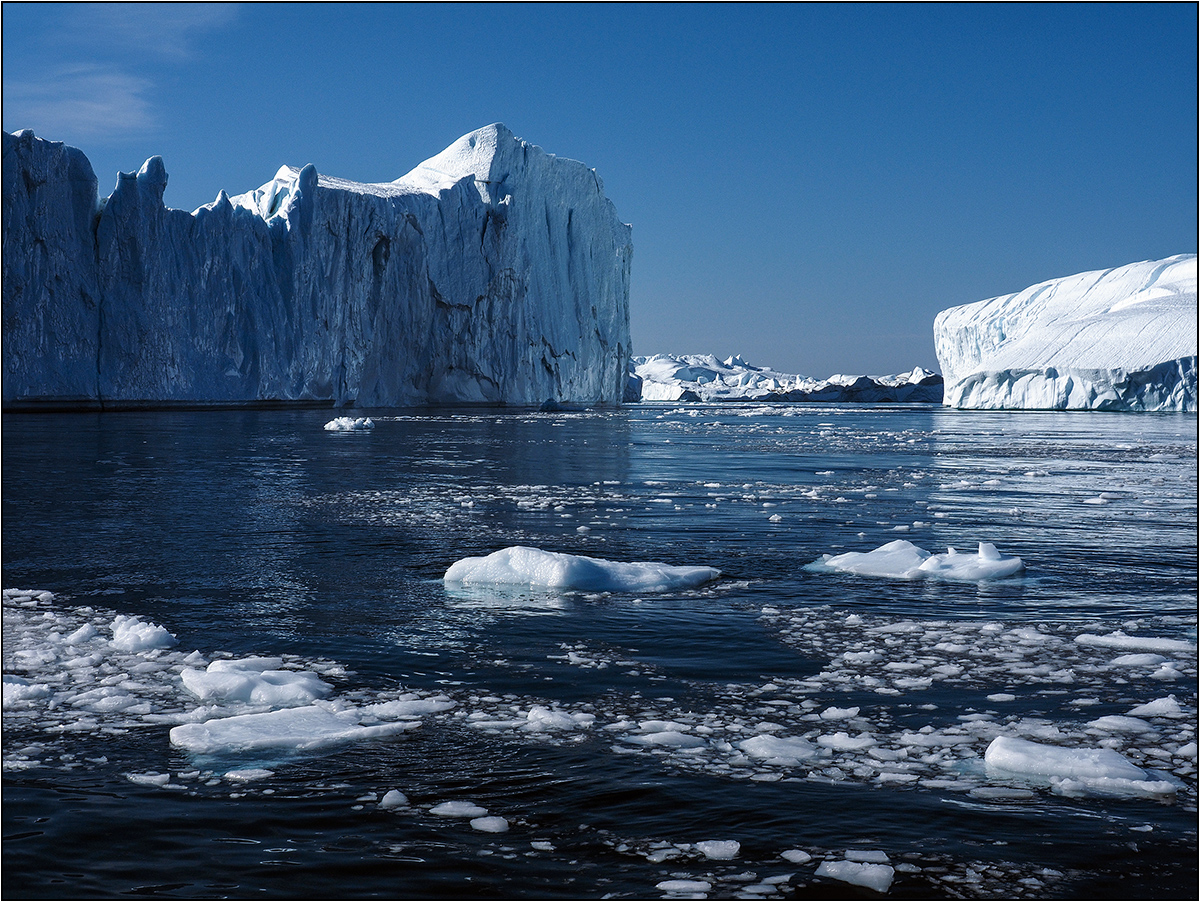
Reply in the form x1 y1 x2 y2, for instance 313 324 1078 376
3 405 1195 897
935 255 1198 410
3 125 631 408
806 539 1026 581
631 354 943 404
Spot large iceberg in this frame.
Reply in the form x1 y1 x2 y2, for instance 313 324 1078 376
2 124 632 409
934 255 1197 411
629 354 943 403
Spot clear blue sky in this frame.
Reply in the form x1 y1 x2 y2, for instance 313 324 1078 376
4 3 1196 377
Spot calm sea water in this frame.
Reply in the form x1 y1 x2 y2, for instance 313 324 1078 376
3 404 1196 899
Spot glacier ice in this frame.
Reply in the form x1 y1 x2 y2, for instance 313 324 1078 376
934 255 1197 410
2 124 631 408
629 354 943 403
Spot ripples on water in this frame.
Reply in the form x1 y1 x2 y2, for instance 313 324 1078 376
2 405 1196 898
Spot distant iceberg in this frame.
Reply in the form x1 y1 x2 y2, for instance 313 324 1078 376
2 125 631 409
628 354 943 403
934 255 1197 411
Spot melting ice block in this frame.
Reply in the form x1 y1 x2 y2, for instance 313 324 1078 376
324 416 374 431
806 540 1024 581
443 546 721 592
935 255 1197 410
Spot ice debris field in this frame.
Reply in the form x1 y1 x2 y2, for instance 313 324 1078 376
4 564 1196 896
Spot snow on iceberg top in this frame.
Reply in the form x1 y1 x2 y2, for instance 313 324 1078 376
934 255 1198 380
221 123 605 220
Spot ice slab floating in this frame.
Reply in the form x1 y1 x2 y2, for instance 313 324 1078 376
169 704 419 754
443 545 721 592
3 125 631 409
806 540 1025 581
934 255 1197 410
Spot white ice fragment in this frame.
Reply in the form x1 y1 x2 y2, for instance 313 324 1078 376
470 816 509 833
429 801 488 818
125 772 171 787
629 730 707 749
169 705 419 753
110 615 177 652
180 663 332 707
656 879 712 893
696 840 740 860
444 546 720 592
66 624 98 644
1111 653 1168 666
737 735 819 765
380 789 409 809
845 850 890 863
3 675 52 705
1128 696 1186 718
781 849 812 864
819 706 860 720
806 540 1023 581
324 416 375 431
985 735 1149 783
1075 631 1196 654
1087 715 1156 733
815 859 895 893
224 768 274 782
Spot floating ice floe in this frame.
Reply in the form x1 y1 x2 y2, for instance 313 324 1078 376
169 704 421 754
180 657 333 707
984 735 1177 800
324 416 375 431
805 539 1024 581
815 858 895 893
444 546 721 592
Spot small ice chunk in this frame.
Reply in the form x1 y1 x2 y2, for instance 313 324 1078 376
696 840 740 860
1087 715 1156 733
224 768 274 782
125 772 171 787
380 789 409 809
324 416 374 431
1128 696 1185 718
781 849 812 864
737 735 819 765
66 624 99 644
656 879 712 893
1111 653 1168 667
429 801 488 818
628 730 707 749
815 859 895 893
110 615 177 652
470 816 509 833
845 850 890 863
444 546 720 592
819 706 859 721
180 664 332 707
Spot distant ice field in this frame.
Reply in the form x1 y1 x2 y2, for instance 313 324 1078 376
3 405 1196 898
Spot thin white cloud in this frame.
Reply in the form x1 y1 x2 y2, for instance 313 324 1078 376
63 3 240 61
2 4 238 141
5 65 155 141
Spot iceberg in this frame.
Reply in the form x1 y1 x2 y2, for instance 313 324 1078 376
934 255 1197 410
3 124 631 409
443 545 721 592
629 354 942 403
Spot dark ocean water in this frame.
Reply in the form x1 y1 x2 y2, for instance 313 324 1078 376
3 404 1196 899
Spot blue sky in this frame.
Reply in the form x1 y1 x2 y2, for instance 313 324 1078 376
4 3 1196 377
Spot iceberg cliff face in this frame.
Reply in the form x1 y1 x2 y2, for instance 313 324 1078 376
3 124 632 408
934 255 1197 411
